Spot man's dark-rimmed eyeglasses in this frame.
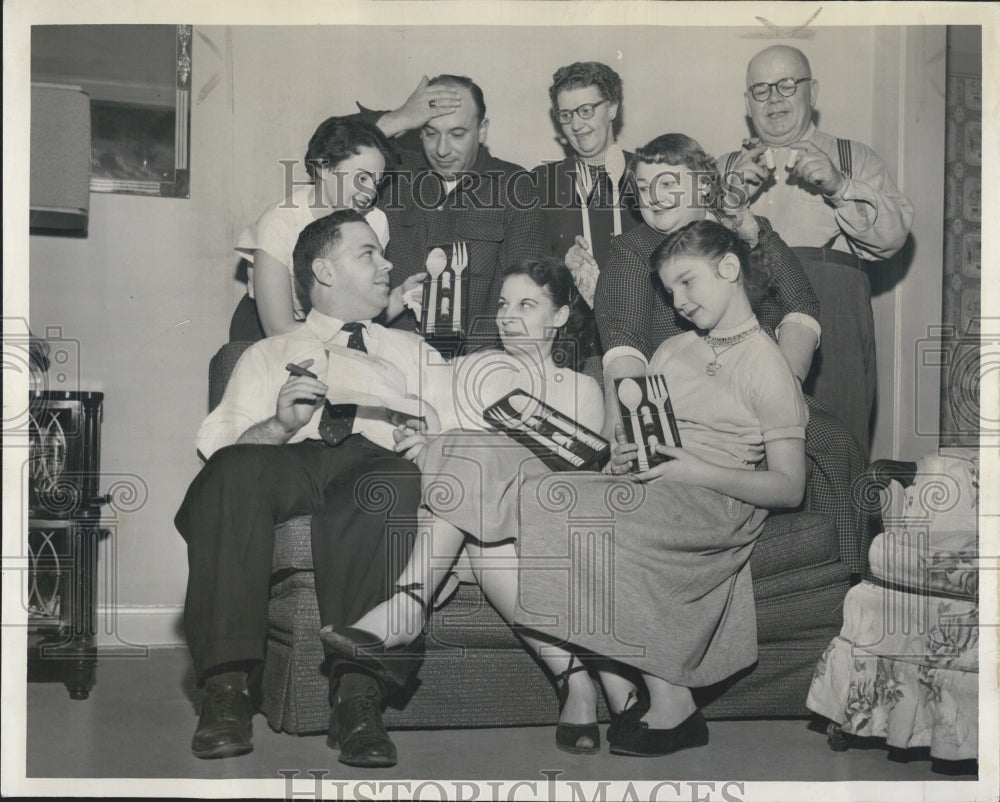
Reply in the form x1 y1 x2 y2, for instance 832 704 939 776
747 77 811 102
556 99 608 125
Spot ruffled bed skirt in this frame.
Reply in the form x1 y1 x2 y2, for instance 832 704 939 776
806 582 978 761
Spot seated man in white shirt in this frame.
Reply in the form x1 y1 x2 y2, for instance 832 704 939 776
175 209 450 768
720 45 915 456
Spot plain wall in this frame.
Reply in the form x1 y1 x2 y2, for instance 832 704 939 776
27 28 237 639
229 25 878 261
868 26 947 461
25 24 942 641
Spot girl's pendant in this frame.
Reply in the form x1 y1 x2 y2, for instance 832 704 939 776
706 360 721 376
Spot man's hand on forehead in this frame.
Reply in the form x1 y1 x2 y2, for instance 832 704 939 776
408 77 461 116
380 76 462 138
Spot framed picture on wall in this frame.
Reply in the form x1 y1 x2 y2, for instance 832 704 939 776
31 24 191 198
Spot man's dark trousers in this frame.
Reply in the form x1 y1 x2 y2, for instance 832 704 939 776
175 435 423 685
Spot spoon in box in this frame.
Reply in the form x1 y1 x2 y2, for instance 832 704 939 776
425 248 448 334
617 378 649 471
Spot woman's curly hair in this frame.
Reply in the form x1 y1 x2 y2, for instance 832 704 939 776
548 62 624 136
549 61 624 107
633 133 725 210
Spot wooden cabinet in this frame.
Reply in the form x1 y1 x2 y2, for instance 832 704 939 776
27 391 107 699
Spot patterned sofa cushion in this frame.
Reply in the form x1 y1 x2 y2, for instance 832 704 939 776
834 581 978 671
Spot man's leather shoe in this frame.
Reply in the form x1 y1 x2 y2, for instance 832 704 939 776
327 683 397 768
191 681 254 759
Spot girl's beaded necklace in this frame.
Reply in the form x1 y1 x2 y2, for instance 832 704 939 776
702 324 761 376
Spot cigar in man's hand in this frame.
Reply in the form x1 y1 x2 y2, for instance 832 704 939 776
285 362 318 379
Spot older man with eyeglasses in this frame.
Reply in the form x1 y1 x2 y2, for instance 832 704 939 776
719 45 914 456
723 45 913 259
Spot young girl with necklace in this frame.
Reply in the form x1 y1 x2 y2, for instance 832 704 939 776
516 217 809 756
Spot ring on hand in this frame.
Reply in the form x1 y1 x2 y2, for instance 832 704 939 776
429 99 437 109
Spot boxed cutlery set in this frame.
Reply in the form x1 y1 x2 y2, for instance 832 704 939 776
613 374 682 471
482 390 609 472
420 242 470 339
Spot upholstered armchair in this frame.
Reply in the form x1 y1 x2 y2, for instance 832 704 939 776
807 450 979 764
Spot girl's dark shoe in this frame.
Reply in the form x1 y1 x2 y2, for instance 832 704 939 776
606 687 650 745
609 708 709 757
554 654 600 755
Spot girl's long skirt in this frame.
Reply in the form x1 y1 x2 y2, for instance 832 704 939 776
420 430 768 686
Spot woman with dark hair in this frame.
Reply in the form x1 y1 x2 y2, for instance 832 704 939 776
594 133 821 436
531 62 643 310
229 116 420 340
320 257 606 751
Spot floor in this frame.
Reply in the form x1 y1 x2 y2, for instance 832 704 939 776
22 647 977 789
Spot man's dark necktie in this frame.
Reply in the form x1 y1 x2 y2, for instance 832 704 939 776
318 322 367 446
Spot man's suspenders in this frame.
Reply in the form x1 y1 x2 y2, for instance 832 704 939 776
836 138 853 179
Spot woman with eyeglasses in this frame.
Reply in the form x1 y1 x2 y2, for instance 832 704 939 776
531 62 643 315
228 117 420 341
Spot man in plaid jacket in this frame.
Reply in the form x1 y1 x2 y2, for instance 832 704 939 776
357 75 549 344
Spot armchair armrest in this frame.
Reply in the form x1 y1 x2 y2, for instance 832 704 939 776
852 459 918 579
868 459 919 489
209 341 254 411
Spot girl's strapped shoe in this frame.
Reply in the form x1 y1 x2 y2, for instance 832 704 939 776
554 654 600 755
